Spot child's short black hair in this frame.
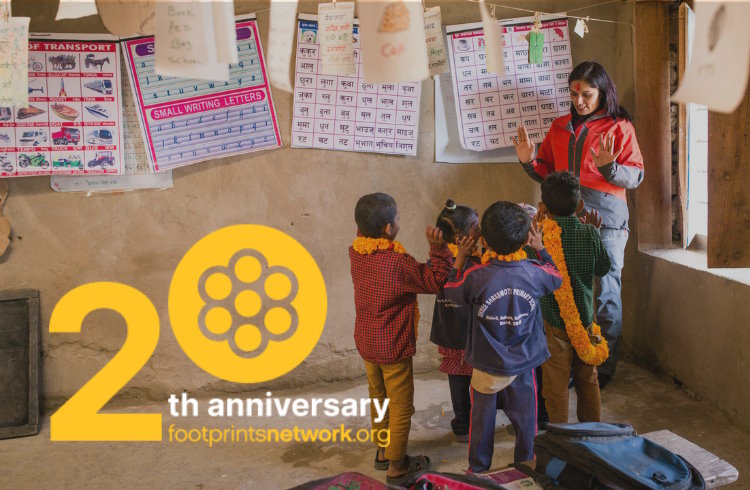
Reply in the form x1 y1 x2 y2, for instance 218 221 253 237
541 171 581 216
481 202 531 254
355 193 398 238
436 199 478 244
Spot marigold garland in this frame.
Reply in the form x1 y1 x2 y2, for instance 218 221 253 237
541 218 609 366
352 236 420 339
481 247 527 264
447 243 483 259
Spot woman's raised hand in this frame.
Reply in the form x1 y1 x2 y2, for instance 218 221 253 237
590 132 623 167
513 126 535 164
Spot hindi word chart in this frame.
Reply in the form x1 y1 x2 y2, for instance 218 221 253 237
122 16 282 172
0 34 125 177
292 14 421 156
446 17 572 151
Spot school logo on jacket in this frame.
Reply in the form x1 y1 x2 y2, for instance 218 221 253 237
477 287 537 326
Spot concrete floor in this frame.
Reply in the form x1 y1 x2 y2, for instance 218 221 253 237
1 359 747 489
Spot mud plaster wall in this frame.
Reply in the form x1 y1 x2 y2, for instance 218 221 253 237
0 1 633 408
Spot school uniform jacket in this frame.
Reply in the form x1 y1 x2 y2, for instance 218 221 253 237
444 250 563 376
430 255 481 350
522 112 644 230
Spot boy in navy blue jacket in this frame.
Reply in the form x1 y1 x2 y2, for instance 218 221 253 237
445 201 562 472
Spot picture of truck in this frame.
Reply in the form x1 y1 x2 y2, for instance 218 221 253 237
52 127 81 145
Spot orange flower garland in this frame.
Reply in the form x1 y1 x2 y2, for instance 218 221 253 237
481 247 527 264
352 236 420 339
352 237 406 254
447 243 483 259
541 218 609 366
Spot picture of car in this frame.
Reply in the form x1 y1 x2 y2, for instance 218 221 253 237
87 151 115 168
52 127 80 145
53 154 82 168
19 130 48 146
0 132 10 144
84 79 113 95
87 129 113 145
18 153 49 168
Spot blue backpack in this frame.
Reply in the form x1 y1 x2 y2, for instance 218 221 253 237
534 423 705 489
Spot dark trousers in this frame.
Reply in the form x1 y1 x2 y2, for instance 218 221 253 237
468 369 537 472
448 374 472 435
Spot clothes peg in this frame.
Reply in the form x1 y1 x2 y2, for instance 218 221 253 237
574 16 589 38
528 11 544 64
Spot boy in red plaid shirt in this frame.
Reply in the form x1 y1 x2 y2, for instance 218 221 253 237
349 193 452 485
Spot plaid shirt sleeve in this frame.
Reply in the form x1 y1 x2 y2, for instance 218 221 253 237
396 243 453 294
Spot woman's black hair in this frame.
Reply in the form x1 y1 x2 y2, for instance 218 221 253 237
435 199 478 244
568 61 631 121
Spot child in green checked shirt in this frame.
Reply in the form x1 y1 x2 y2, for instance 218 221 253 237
537 172 611 424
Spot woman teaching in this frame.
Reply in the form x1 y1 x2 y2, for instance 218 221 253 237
514 61 644 388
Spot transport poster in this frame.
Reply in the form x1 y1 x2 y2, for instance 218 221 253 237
0 34 125 177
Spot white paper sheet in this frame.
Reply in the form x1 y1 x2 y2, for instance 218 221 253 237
56 0 98 20
96 0 156 36
672 1 750 114
435 72 517 163
446 16 572 152
213 2 239 65
358 0 429 83
317 2 356 76
292 14 421 156
154 2 230 81
479 0 505 75
268 0 299 92
0 17 29 109
424 6 449 77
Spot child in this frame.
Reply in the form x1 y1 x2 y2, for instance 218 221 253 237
445 202 562 472
349 192 452 485
429 199 482 442
537 172 611 424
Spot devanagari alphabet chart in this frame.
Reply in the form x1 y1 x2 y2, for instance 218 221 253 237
291 14 421 156
122 16 282 172
0 34 125 178
446 17 572 152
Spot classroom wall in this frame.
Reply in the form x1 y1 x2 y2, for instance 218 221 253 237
621 249 750 431
0 0 633 408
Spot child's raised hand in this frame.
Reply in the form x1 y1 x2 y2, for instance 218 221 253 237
455 235 477 258
527 221 544 250
580 208 603 228
425 226 445 246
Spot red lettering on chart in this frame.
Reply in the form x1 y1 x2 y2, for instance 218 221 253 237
380 43 405 57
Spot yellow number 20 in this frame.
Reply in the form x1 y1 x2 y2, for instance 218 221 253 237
49 282 162 441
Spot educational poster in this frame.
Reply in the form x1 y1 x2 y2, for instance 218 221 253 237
292 14 421 156
0 17 30 109
51 63 173 193
0 34 125 177
446 16 572 151
122 15 282 172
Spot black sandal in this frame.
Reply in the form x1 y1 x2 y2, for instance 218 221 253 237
374 449 389 470
385 454 431 485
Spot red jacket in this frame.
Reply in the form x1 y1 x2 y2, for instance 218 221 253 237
522 112 644 230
